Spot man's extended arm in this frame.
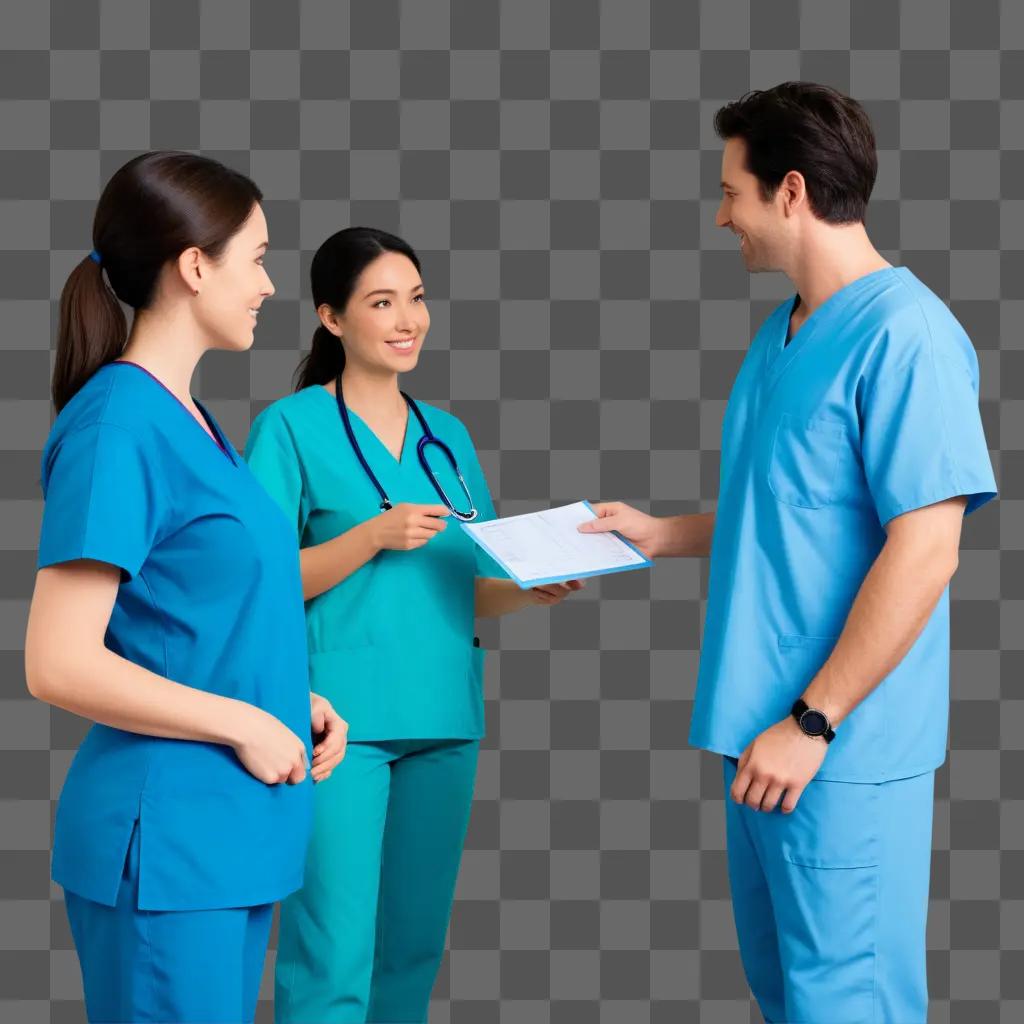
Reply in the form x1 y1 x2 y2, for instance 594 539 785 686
578 504 715 559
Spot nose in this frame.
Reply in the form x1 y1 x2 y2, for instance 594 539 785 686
715 201 729 229
262 271 275 299
395 302 417 333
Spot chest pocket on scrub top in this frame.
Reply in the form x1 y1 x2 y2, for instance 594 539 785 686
767 413 847 510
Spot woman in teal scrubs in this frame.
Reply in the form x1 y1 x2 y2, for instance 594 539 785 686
244 227 581 1023
24 152 347 1023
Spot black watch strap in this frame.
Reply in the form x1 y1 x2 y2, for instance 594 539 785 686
791 698 835 743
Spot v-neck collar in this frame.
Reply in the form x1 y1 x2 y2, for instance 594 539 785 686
318 383 417 468
110 360 237 466
766 266 900 382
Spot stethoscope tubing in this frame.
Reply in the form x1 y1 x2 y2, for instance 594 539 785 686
333 377 478 522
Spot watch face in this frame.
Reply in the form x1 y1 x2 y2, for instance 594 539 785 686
800 709 829 736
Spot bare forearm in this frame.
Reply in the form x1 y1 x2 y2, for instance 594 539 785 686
475 577 536 617
26 644 249 747
656 511 716 557
300 520 381 601
803 538 958 728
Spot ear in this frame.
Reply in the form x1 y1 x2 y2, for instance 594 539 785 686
779 170 808 217
317 303 344 339
175 246 204 296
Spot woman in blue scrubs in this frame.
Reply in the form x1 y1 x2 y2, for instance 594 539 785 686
244 227 581 1023
24 152 348 1024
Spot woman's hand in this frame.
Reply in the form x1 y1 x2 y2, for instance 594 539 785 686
530 579 586 606
310 692 349 783
368 503 449 551
231 705 309 786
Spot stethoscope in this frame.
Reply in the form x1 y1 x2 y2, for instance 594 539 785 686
334 376 479 522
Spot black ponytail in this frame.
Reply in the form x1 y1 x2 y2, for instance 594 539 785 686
294 324 346 391
294 226 421 392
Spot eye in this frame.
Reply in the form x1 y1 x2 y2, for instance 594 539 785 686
413 293 425 303
373 299 390 308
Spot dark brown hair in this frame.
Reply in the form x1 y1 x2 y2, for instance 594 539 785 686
53 151 263 411
294 227 422 391
714 82 877 225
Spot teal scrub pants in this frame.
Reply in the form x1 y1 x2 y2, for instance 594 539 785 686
723 756 934 1024
276 737 479 1023
63 821 273 1023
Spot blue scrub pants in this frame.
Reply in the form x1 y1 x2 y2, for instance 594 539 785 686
63 820 274 1023
723 756 934 1024
276 737 479 1023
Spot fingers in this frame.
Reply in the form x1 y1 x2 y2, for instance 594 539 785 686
416 504 451 518
285 755 307 785
729 768 751 805
781 785 806 814
761 784 785 814
310 705 326 735
312 734 348 782
744 778 769 811
578 515 620 534
417 514 448 531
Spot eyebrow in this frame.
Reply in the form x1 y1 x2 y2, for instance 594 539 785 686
721 181 736 190
362 284 425 299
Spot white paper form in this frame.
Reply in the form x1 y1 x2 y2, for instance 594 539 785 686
460 501 653 589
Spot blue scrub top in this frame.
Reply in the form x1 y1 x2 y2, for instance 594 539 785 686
690 267 997 783
244 384 503 742
37 362 313 911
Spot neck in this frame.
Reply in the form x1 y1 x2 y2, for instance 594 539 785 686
339 363 403 420
119 306 208 404
785 223 891 317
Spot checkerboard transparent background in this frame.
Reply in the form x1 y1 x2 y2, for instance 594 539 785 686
0 2 1020 1021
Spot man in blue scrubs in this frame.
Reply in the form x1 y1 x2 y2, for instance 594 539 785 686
582 83 997 1022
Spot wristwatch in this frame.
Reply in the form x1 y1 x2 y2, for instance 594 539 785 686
791 699 835 743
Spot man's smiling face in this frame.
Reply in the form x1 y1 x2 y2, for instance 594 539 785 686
715 137 788 273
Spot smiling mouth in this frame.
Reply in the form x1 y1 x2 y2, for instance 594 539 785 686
386 338 416 351
248 307 261 320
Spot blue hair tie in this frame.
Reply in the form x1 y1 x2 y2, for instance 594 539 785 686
88 249 102 265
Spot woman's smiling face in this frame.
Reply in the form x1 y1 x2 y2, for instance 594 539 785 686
330 251 430 375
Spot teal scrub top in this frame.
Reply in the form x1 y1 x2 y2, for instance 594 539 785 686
244 384 503 742
690 267 997 783
37 362 314 911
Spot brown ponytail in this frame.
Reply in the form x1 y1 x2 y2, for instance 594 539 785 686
53 255 128 411
52 151 263 412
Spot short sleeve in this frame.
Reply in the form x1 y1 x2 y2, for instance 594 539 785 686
38 423 168 581
243 409 309 538
455 422 508 579
860 342 997 527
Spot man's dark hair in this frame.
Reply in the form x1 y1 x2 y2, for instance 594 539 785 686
714 82 877 225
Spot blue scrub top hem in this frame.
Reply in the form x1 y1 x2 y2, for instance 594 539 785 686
54 867 308 913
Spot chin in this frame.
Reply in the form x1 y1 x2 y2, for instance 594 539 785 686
227 325 258 352
383 353 421 373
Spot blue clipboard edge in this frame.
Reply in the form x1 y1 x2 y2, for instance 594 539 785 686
458 499 654 590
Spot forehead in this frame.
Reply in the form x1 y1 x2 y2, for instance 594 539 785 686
357 251 421 286
231 203 266 244
720 137 753 181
